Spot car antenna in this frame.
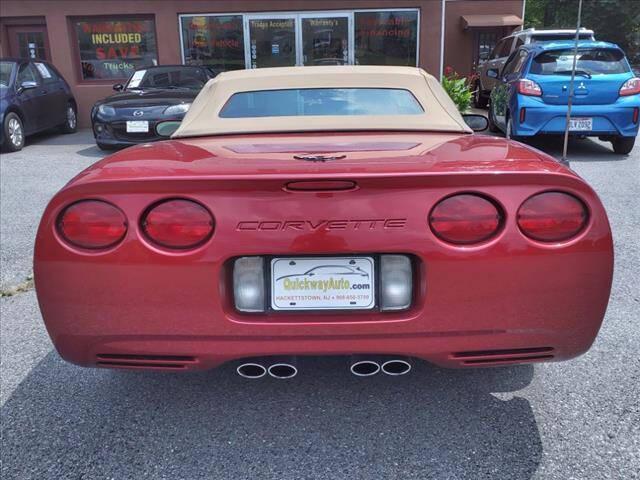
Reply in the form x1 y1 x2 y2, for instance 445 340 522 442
561 0 584 165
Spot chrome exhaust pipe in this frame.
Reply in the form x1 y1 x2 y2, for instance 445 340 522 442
267 363 298 379
350 359 381 377
381 359 412 376
237 363 267 379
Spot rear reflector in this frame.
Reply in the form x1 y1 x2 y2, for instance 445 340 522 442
517 192 588 242
142 199 214 249
633 107 639 124
429 194 502 245
57 200 127 249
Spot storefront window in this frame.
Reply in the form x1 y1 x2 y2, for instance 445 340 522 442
301 16 349 66
74 18 158 80
248 18 296 68
178 10 420 70
180 15 245 73
355 11 418 66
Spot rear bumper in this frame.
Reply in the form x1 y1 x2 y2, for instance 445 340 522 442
58 332 580 370
34 174 614 371
513 95 640 137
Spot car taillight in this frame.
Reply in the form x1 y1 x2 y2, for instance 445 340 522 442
517 79 543 96
429 194 502 245
57 200 127 249
517 192 588 242
142 199 214 249
619 77 640 96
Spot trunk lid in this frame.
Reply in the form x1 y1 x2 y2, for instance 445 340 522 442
71 132 565 187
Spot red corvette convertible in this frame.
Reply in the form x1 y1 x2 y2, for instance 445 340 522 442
34 66 613 378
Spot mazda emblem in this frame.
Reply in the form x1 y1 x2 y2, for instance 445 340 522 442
133 110 144 117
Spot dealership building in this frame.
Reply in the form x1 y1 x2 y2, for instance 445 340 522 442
1 0 524 126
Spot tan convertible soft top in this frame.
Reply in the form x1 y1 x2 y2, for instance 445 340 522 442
172 66 471 138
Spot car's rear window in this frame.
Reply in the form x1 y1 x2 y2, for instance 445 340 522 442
219 88 424 118
530 48 629 75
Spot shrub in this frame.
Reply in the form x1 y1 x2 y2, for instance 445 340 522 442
441 67 473 113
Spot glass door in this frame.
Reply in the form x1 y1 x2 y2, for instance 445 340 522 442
245 15 297 68
7 25 51 61
299 13 351 66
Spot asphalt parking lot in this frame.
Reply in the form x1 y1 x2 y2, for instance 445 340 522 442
1 129 638 480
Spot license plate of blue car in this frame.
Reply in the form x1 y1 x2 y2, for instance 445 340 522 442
569 117 593 131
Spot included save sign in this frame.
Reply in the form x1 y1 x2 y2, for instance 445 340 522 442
75 19 158 80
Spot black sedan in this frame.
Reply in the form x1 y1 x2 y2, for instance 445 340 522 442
91 65 216 150
1 58 77 152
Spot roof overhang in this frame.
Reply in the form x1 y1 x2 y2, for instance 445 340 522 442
461 14 523 29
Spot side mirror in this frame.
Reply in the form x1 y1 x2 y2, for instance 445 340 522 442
19 80 38 92
486 69 499 79
156 120 182 138
113 83 124 92
462 114 489 132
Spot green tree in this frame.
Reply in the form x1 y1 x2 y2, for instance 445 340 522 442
524 0 640 64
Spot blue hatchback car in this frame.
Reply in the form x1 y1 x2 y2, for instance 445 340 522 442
488 41 640 154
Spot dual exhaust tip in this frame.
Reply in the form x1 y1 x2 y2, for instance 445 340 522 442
237 362 297 380
237 358 411 379
350 359 412 377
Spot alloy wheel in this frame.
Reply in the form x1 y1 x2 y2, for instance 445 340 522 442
67 106 77 129
8 118 23 147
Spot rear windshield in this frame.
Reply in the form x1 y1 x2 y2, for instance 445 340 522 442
530 34 593 43
219 88 424 118
530 48 629 75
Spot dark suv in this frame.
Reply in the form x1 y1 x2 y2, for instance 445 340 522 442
1 58 77 152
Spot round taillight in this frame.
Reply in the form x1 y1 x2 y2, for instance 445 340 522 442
429 194 502 244
142 199 214 249
517 192 588 242
57 200 127 249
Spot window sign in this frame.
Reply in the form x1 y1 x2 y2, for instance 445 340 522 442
180 15 245 73
34 62 52 78
127 69 146 88
74 18 158 80
355 11 418 66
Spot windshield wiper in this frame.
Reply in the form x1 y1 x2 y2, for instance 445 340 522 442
555 70 592 79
